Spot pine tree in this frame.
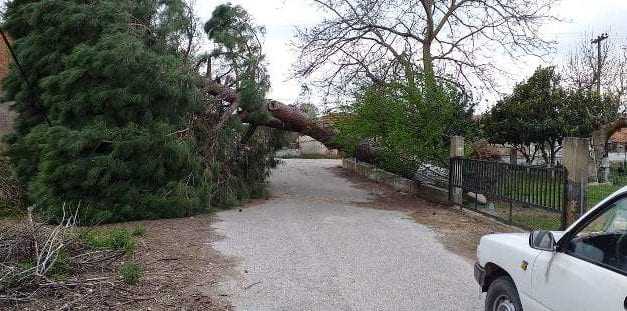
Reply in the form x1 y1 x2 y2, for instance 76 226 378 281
3 0 209 223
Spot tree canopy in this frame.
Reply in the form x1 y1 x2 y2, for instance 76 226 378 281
482 66 620 165
1 0 289 223
296 0 558 96
2 0 211 222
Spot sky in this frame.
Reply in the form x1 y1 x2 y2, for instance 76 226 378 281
2 0 625 110
197 0 627 111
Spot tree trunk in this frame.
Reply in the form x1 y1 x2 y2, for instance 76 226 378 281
205 82 339 149
422 40 436 90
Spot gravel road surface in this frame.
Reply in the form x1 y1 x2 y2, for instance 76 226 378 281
213 159 483 311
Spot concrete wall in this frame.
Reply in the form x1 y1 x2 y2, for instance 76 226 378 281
342 158 418 193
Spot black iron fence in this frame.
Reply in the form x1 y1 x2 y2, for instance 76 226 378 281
449 157 568 230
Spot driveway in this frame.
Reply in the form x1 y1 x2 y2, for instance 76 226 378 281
213 159 483 310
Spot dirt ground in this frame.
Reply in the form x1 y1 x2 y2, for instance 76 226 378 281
2 215 233 311
115 215 232 311
333 167 515 261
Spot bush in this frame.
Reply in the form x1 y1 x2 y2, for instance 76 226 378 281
119 262 142 285
0 157 25 218
334 80 477 176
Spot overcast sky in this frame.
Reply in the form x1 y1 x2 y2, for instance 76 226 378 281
197 0 627 111
4 0 625 110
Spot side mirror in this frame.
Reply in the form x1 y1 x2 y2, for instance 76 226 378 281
529 230 556 252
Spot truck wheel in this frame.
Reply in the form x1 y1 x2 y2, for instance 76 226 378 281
485 276 523 311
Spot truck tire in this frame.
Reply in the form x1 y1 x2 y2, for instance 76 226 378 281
485 276 523 311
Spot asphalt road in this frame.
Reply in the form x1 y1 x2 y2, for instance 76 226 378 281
213 159 484 311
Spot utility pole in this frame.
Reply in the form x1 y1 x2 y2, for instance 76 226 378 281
591 33 609 94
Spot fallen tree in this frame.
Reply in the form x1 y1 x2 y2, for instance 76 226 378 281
205 82 339 149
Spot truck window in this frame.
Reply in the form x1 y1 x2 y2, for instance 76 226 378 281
567 197 627 274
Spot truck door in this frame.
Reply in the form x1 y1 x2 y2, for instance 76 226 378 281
531 195 627 311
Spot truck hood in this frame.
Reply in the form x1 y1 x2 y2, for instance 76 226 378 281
481 233 529 245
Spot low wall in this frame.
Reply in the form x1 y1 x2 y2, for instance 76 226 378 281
342 158 418 193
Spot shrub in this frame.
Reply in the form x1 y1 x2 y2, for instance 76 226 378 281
0 215 135 298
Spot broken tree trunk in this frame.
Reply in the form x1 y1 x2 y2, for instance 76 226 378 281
206 82 339 149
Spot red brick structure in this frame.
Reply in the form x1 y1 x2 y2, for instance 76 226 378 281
0 37 14 136
0 38 10 87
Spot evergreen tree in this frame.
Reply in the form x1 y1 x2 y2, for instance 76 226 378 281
3 0 209 223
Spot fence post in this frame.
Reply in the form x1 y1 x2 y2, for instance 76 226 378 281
599 156 610 183
509 148 517 166
563 137 590 227
450 136 464 206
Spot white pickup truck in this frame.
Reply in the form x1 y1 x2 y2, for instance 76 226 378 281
474 187 627 311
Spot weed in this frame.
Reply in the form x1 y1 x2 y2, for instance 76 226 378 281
119 262 142 285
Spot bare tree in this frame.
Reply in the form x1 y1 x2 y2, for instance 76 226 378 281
562 33 627 110
296 0 559 94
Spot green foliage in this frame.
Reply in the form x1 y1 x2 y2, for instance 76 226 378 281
80 228 135 254
3 0 209 223
205 3 269 116
119 262 143 285
198 4 279 208
1 1 283 224
482 66 619 164
335 80 477 176
204 122 277 208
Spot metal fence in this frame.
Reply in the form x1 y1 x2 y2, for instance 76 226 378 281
586 166 627 210
449 157 568 230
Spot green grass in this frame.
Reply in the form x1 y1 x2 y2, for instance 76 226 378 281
48 250 72 280
80 228 136 254
511 213 561 231
119 262 143 285
468 200 563 231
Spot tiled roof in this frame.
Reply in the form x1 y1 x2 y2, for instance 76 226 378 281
610 128 627 144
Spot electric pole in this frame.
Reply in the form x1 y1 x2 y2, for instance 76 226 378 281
591 33 609 94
